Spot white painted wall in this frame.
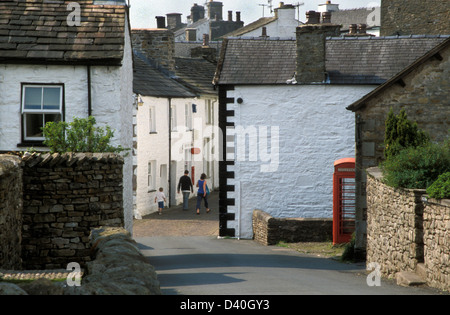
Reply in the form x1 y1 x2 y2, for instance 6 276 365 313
238 8 299 38
0 13 134 233
226 84 375 239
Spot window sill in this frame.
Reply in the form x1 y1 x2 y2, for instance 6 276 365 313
149 132 158 134
17 142 47 148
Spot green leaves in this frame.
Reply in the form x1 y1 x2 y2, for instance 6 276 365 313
42 116 129 154
384 108 430 159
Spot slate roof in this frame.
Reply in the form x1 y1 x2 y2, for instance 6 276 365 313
331 8 380 31
174 57 218 96
0 0 127 65
133 53 196 98
347 36 450 111
214 35 449 85
215 38 297 85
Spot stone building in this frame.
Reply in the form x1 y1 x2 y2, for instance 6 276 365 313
347 37 450 254
0 0 134 233
381 0 450 36
212 11 449 239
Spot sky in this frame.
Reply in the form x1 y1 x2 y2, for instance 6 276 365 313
129 0 381 29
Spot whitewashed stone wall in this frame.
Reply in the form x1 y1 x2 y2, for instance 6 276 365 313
226 84 374 239
135 96 219 217
0 14 134 233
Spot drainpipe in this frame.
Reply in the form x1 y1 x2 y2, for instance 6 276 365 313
87 65 92 117
168 97 172 207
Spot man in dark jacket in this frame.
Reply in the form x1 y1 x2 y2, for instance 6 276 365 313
177 170 194 210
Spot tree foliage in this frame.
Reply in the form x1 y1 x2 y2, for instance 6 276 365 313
42 116 128 154
384 108 430 159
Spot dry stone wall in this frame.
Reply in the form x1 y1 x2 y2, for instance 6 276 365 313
0 155 23 270
423 198 450 291
21 152 124 269
253 210 332 246
366 167 449 291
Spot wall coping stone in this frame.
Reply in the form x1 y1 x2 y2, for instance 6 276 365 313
21 152 124 168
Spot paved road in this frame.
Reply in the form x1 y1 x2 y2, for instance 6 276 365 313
133 192 442 295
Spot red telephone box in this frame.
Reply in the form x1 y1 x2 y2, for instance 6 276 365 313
333 158 356 245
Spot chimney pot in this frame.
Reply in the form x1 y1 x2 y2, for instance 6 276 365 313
202 34 210 46
322 11 331 24
236 11 241 22
186 28 197 41
228 10 233 21
358 23 367 34
261 26 268 37
306 11 321 24
155 16 166 29
349 24 357 34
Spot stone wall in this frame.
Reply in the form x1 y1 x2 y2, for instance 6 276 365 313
21 152 124 269
366 167 449 291
253 210 333 246
423 198 450 291
381 0 450 36
366 168 425 275
0 155 23 270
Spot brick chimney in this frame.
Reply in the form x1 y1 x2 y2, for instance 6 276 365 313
155 16 166 29
131 29 175 72
296 13 340 83
166 13 183 30
207 0 223 21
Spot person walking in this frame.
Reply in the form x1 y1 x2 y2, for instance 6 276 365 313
196 173 210 215
177 170 194 211
154 187 166 215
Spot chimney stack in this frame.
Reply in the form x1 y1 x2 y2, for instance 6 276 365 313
322 11 331 23
236 11 241 22
132 29 175 72
155 16 166 29
186 28 197 41
202 34 210 47
228 10 233 21
306 11 321 24
349 24 357 34
296 12 340 84
166 13 182 30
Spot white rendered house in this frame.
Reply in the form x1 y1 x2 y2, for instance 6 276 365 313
0 1 134 233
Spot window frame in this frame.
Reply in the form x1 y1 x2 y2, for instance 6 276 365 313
20 83 65 145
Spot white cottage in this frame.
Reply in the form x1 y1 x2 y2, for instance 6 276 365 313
222 2 301 39
0 0 134 232
132 29 219 218
213 19 447 239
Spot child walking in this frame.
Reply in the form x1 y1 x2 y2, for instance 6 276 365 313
155 187 166 215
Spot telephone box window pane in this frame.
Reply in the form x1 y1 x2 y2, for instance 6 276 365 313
43 87 61 110
24 87 42 110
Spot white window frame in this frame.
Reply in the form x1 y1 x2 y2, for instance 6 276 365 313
170 105 177 132
21 84 63 141
149 106 156 133
148 160 156 191
185 103 192 131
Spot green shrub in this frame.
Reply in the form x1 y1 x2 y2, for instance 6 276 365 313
381 142 450 189
42 116 128 154
426 172 450 199
384 108 430 159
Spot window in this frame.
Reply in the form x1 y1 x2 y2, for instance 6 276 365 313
149 106 156 133
185 103 192 131
170 105 177 131
148 161 156 191
21 84 63 141
206 100 213 125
